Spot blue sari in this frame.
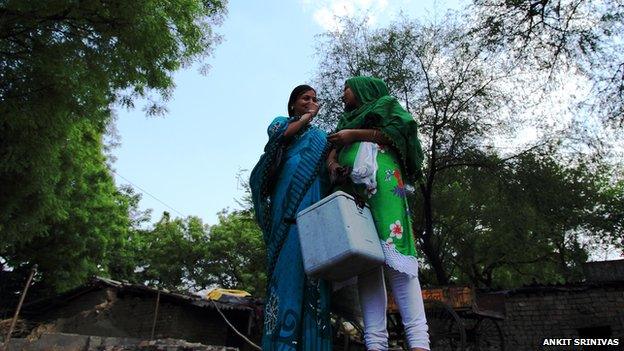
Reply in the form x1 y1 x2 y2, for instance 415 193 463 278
250 116 332 350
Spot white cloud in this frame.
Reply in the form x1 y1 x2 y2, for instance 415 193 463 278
305 0 396 31
302 0 471 31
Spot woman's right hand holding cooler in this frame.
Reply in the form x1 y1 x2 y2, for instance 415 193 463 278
327 149 351 185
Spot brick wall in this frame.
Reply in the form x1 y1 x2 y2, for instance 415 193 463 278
584 260 624 282
501 284 624 350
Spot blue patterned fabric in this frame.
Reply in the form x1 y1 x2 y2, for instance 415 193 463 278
250 116 332 350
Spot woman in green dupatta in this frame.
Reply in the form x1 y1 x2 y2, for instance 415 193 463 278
327 76 430 351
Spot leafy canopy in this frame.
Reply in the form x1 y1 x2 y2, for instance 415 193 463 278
0 0 227 299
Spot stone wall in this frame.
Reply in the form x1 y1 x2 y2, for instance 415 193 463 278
5 332 239 351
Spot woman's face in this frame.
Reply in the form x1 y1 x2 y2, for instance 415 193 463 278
292 89 318 116
342 85 358 110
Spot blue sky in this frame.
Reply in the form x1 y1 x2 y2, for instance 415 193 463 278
111 0 465 226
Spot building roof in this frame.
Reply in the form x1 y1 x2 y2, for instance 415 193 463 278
505 279 624 296
14 276 256 317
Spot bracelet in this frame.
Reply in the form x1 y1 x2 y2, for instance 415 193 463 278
328 160 335 168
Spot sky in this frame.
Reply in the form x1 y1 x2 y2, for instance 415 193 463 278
111 0 466 226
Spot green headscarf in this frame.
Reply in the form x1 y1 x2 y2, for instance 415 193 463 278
336 76 424 182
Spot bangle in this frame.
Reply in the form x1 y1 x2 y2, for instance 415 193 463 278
328 160 335 168
373 130 378 139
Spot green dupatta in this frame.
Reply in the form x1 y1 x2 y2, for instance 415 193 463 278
336 76 424 182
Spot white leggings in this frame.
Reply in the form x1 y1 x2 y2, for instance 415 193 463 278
357 266 430 350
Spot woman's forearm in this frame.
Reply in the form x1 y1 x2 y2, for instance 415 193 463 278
352 129 391 144
327 128 392 147
283 114 312 139
326 148 338 168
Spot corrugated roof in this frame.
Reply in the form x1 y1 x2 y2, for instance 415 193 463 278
91 277 257 312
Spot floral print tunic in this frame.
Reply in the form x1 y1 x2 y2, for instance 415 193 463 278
339 141 420 277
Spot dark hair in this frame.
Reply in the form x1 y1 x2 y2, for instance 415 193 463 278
287 84 315 117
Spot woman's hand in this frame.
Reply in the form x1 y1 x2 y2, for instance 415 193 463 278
328 161 351 185
328 129 356 147
326 148 351 185
327 160 340 176
302 102 320 122
284 103 319 139
308 101 319 117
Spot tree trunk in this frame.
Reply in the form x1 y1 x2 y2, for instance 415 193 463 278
419 182 449 285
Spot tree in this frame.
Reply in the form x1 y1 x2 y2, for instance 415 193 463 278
0 0 227 250
430 151 621 288
204 209 266 297
313 15 622 287
104 202 265 296
0 119 134 301
116 208 265 296
106 185 153 282
129 213 213 291
315 16 534 284
0 0 227 298
469 0 624 127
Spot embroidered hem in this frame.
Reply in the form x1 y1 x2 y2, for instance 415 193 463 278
381 240 419 277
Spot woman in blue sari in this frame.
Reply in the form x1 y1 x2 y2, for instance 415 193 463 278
250 85 332 350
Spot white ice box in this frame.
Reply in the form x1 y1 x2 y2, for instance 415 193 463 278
297 191 384 282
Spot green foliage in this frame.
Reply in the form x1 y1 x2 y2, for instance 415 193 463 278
1 119 133 300
204 209 266 297
105 185 153 281
425 151 621 288
99 206 265 297
118 171 266 295
1 0 226 245
0 0 226 299
128 213 212 291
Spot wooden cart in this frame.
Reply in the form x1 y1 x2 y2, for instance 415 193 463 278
332 285 505 351
389 286 505 350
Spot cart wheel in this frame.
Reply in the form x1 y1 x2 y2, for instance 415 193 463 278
386 312 409 350
425 300 466 351
474 318 504 351
332 313 365 351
